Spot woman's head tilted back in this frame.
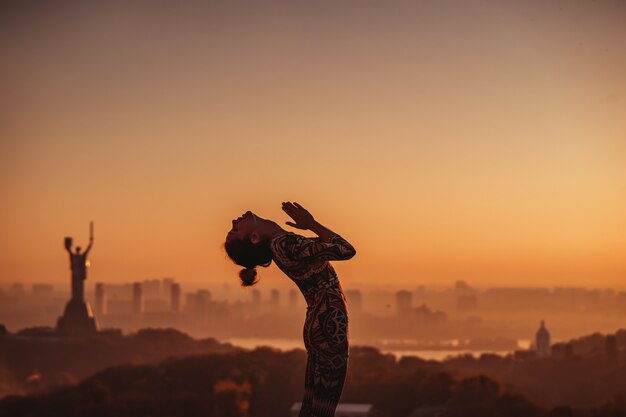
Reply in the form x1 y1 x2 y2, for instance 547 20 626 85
225 211 275 287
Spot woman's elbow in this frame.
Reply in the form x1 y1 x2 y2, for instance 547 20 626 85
343 246 356 260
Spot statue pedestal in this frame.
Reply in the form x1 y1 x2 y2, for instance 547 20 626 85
56 298 98 336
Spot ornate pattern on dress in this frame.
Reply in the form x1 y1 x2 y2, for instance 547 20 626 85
270 232 355 417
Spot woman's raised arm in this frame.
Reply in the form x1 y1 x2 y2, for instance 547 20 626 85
280 201 356 261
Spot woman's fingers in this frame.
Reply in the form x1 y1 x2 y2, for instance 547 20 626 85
282 203 297 217
288 201 306 215
282 201 296 212
282 202 300 218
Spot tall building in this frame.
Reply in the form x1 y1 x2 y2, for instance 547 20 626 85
251 289 261 305
197 289 211 303
270 289 280 307
170 283 181 313
345 290 363 312
396 290 412 315
162 277 175 299
185 293 196 313
95 282 107 315
194 290 212 321
132 282 143 315
142 279 161 296
289 289 299 308
535 320 551 357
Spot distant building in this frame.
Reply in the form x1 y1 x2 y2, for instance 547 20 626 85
289 289 299 308
95 283 107 315
197 289 211 303
143 297 168 312
32 283 54 296
162 277 175 299
9 283 25 297
251 289 261 305
132 282 143 315
270 289 280 306
454 280 473 293
170 283 181 313
290 403 374 417
345 289 363 312
185 293 196 313
535 320 551 357
106 299 134 315
142 279 161 296
414 304 447 326
457 294 478 310
396 290 412 315
194 290 211 321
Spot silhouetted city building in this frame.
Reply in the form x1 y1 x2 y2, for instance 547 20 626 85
142 279 161 296
345 289 363 312
251 289 261 305
144 297 168 312
170 283 181 313
95 283 107 316
396 290 412 315
191 290 212 322
270 289 280 307
454 280 474 294
535 320 551 357
414 304 448 326
457 294 478 310
185 293 196 313
289 289 299 308
10 283 25 297
132 282 143 315
162 277 175 299
197 289 211 303
32 283 54 296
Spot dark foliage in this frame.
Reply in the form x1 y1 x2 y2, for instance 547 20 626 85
0 327 241 397
1 345 626 417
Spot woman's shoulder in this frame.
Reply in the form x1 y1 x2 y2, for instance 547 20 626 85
270 232 306 262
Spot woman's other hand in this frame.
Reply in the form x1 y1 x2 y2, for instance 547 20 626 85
282 201 316 230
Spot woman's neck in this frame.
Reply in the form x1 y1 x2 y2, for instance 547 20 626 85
262 222 288 240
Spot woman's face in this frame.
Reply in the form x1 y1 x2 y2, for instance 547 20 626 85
226 211 261 243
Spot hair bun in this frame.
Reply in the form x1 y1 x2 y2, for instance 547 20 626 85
239 267 259 287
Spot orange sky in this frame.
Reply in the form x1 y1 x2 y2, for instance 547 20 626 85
1 1 625 289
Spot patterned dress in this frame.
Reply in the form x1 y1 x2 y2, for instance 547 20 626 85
270 232 356 417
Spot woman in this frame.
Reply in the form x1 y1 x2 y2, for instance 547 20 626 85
225 201 356 417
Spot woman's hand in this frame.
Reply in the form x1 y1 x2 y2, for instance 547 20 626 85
282 201 316 230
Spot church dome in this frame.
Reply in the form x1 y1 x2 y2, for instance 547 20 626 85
536 320 550 340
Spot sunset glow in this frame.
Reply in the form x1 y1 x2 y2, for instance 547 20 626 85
1 1 625 289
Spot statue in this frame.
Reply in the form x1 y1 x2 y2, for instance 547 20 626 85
56 221 98 336
64 221 94 301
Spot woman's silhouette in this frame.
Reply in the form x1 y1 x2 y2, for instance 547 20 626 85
225 201 356 417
